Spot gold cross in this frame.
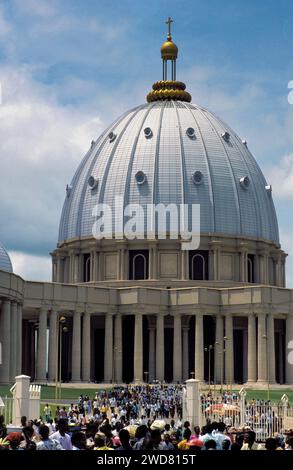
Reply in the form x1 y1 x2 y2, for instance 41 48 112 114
165 16 173 37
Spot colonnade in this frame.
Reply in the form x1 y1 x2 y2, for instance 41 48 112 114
0 299 22 383
1 297 292 384
31 308 293 385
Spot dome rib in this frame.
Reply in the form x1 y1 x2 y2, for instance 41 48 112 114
172 101 187 209
152 101 166 209
198 106 242 235
182 102 216 232
123 103 156 211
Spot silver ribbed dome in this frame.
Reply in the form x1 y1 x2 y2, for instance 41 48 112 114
0 242 13 273
58 100 279 244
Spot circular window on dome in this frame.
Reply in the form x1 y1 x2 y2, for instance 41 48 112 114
144 127 153 138
66 184 72 198
192 171 203 185
186 127 196 139
108 131 116 143
266 184 272 195
222 131 230 142
88 176 99 190
239 176 250 189
135 171 147 185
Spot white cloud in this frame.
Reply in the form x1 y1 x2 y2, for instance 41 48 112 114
9 251 51 281
0 64 105 255
267 154 293 199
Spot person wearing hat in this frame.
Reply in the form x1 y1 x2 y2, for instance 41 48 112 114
186 438 203 452
6 432 23 450
93 432 113 450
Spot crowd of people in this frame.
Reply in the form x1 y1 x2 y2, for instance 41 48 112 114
0 385 292 451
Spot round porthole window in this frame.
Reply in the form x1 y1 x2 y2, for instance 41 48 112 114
265 184 272 195
66 184 72 197
192 171 203 185
240 176 250 189
222 131 230 142
108 131 116 143
88 176 98 190
144 127 153 138
186 127 196 138
135 171 147 185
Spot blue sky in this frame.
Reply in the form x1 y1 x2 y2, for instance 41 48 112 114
0 0 293 284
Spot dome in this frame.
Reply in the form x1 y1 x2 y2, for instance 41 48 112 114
161 40 178 59
0 241 13 273
58 100 279 245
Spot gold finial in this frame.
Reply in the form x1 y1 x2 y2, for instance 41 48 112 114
165 16 173 40
146 19 192 103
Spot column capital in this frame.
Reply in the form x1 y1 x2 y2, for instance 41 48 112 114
208 240 222 249
237 241 249 252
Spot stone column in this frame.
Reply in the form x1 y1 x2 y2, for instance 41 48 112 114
214 315 224 384
71 311 81 382
182 326 189 381
267 314 276 383
239 248 247 282
82 311 91 382
247 314 257 383
181 250 188 280
104 313 113 382
16 304 23 376
48 310 57 382
114 314 123 383
134 313 143 382
225 315 234 385
36 307 47 381
209 241 221 281
257 313 267 382
56 255 62 282
285 315 293 384
156 314 165 381
148 326 155 382
195 313 204 381
278 331 284 384
10 302 18 381
0 300 11 383
99 252 104 281
173 315 182 383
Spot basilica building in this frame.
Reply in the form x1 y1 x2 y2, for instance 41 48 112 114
0 23 293 386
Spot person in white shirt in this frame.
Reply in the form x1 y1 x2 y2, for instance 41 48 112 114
51 419 72 450
37 425 62 451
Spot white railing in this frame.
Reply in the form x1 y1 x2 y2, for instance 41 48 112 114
200 392 292 442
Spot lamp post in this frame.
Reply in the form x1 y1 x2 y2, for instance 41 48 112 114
55 315 66 401
223 336 230 393
190 371 195 379
144 371 149 383
204 345 213 393
263 334 270 402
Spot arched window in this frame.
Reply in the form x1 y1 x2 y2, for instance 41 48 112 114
133 254 147 280
189 250 208 280
247 254 255 283
83 254 91 282
129 250 149 280
191 254 205 280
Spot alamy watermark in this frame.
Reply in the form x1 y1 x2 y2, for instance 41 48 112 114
92 196 200 250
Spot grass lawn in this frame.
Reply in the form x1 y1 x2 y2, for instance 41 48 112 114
1 384 293 404
0 384 111 400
